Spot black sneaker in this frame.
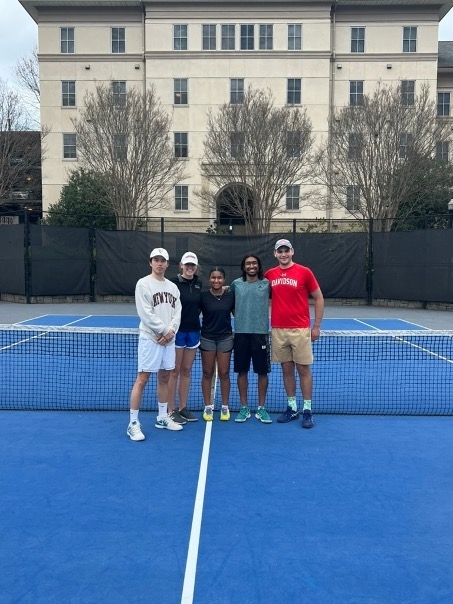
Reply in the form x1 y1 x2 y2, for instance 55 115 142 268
169 410 187 425
277 406 300 423
179 407 198 422
301 410 314 429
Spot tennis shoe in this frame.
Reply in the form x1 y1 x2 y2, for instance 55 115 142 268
127 420 145 441
203 406 213 421
179 407 198 422
277 406 299 423
220 407 230 421
255 407 272 424
235 406 251 423
302 410 314 429
155 414 183 431
169 409 187 425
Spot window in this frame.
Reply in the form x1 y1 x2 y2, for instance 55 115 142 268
348 133 362 160
112 27 125 53
286 131 301 157
174 132 188 158
174 24 188 50
175 185 188 210
240 24 254 50
113 134 127 161
112 81 126 107
287 79 301 105
437 92 450 117
63 133 76 159
288 24 301 50
346 186 360 211
436 141 449 162
350 81 364 106
230 79 244 104
230 132 245 158
259 24 273 50
351 27 365 53
174 79 188 105
202 24 216 50
399 133 413 158
221 24 235 50
401 80 415 106
62 81 75 107
286 185 300 210
60 27 74 54
403 27 417 53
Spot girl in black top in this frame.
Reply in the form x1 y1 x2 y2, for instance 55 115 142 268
167 252 202 424
199 267 235 421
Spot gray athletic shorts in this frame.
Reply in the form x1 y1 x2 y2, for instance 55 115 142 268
199 333 234 353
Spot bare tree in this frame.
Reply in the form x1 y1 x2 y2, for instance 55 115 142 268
393 154 453 229
14 46 40 127
0 79 41 203
317 82 452 231
198 87 315 234
72 83 186 230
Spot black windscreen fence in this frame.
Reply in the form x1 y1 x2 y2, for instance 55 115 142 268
96 231 368 298
0 225 25 295
1 224 452 303
373 230 453 302
29 225 91 296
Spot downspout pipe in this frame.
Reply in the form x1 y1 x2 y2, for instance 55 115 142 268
327 1 339 230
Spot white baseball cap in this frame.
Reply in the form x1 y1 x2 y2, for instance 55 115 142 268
275 238 293 250
150 247 169 261
180 252 198 265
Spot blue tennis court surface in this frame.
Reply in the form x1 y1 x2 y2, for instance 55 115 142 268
16 314 429 330
1 412 452 603
1 312 452 602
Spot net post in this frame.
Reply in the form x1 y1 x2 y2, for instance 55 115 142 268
23 208 31 304
160 216 165 248
89 216 96 303
366 217 374 306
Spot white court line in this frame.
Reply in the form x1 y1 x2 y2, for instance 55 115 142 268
63 315 92 326
353 318 430 331
393 336 453 365
395 318 431 330
336 328 453 365
0 331 48 351
181 364 217 604
15 314 50 324
180 421 213 604
14 315 92 327
354 319 382 330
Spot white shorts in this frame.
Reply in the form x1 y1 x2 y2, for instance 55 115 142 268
137 336 176 373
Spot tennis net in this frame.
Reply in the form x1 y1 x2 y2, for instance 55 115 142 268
1 325 452 415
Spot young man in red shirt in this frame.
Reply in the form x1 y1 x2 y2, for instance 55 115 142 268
264 239 324 428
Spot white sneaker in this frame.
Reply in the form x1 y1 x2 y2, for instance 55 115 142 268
127 420 145 441
154 414 183 431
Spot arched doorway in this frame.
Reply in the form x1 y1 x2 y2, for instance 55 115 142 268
216 183 254 235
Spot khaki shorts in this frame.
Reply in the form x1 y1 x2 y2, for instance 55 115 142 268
271 328 313 365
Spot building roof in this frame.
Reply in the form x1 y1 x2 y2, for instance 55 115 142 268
18 0 453 23
438 40 453 67
20 1 142 21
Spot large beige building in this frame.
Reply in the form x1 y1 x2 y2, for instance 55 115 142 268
19 0 453 225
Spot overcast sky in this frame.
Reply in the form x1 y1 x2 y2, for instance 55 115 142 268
2 0 453 84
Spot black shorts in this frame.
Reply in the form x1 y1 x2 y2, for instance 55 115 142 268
233 333 271 375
